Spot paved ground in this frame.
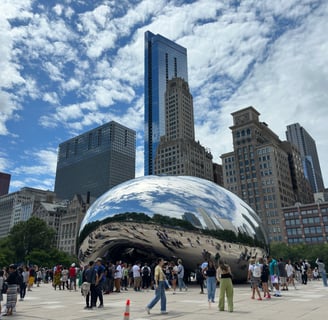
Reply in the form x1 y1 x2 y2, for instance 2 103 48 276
2 280 328 320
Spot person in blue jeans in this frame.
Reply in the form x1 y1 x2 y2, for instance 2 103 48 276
177 259 188 291
146 258 167 314
316 258 328 287
203 259 217 303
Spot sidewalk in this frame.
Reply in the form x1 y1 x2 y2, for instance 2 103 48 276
3 280 328 320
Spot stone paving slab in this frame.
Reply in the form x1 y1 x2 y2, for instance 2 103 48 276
2 281 328 320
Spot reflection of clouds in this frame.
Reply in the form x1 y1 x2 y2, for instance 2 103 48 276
79 175 264 240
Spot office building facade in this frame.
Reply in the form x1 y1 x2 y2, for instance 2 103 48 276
144 31 188 175
286 123 325 193
54 121 136 200
221 106 312 242
283 201 328 244
154 78 213 180
0 187 55 238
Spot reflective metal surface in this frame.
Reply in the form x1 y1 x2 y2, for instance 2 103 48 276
78 175 268 282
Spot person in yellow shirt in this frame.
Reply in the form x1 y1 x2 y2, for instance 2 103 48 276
145 258 167 314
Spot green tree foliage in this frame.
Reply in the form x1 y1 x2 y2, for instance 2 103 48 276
270 242 328 266
0 237 15 267
8 216 56 262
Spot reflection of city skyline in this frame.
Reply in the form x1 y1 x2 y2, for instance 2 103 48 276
79 221 265 283
78 175 268 282
80 176 266 242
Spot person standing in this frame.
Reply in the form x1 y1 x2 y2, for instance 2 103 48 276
248 258 262 300
132 261 141 292
5 264 20 316
203 259 217 304
268 256 281 297
278 258 288 290
61 266 69 290
145 258 167 314
196 263 205 294
114 260 122 292
69 263 77 291
141 263 151 290
82 261 96 309
0 270 5 316
94 258 105 308
286 260 296 289
259 257 270 299
177 259 187 291
316 258 328 287
216 260 233 312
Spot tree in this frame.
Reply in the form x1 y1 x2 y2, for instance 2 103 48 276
8 217 56 263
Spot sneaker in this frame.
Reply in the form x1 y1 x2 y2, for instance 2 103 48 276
98 304 104 308
145 307 150 314
161 311 168 314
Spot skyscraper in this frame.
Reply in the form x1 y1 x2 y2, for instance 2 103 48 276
221 106 313 242
286 123 325 193
54 121 136 200
144 31 188 175
154 77 213 180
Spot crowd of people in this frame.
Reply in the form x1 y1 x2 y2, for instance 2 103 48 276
0 255 326 316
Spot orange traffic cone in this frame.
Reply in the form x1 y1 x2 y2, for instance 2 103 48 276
123 299 130 320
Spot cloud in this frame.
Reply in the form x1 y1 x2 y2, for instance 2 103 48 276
1 0 327 193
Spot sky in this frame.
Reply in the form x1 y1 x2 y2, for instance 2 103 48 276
0 0 327 194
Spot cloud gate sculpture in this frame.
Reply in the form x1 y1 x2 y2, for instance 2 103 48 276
78 175 268 282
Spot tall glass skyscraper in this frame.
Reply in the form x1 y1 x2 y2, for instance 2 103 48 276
144 31 188 175
286 123 325 193
54 121 136 200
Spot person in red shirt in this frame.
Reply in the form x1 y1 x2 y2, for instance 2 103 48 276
69 263 77 291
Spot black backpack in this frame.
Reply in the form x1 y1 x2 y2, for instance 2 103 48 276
142 267 149 276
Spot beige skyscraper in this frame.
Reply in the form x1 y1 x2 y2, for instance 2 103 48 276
221 106 312 243
154 77 213 180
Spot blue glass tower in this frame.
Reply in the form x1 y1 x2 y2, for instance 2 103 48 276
144 31 188 175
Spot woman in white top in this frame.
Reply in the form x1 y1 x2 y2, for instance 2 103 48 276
285 260 296 289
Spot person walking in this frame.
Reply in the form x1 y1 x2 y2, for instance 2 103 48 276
316 258 328 287
216 260 233 312
203 259 217 304
177 259 187 291
145 258 167 314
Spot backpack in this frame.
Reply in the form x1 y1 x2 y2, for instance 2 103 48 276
142 267 150 277
81 282 91 297
252 264 261 278
2 282 8 294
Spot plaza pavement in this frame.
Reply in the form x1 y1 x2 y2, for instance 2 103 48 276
3 280 328 320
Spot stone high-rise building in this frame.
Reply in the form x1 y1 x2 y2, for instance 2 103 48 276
154 78 213 180
221 106 313 242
